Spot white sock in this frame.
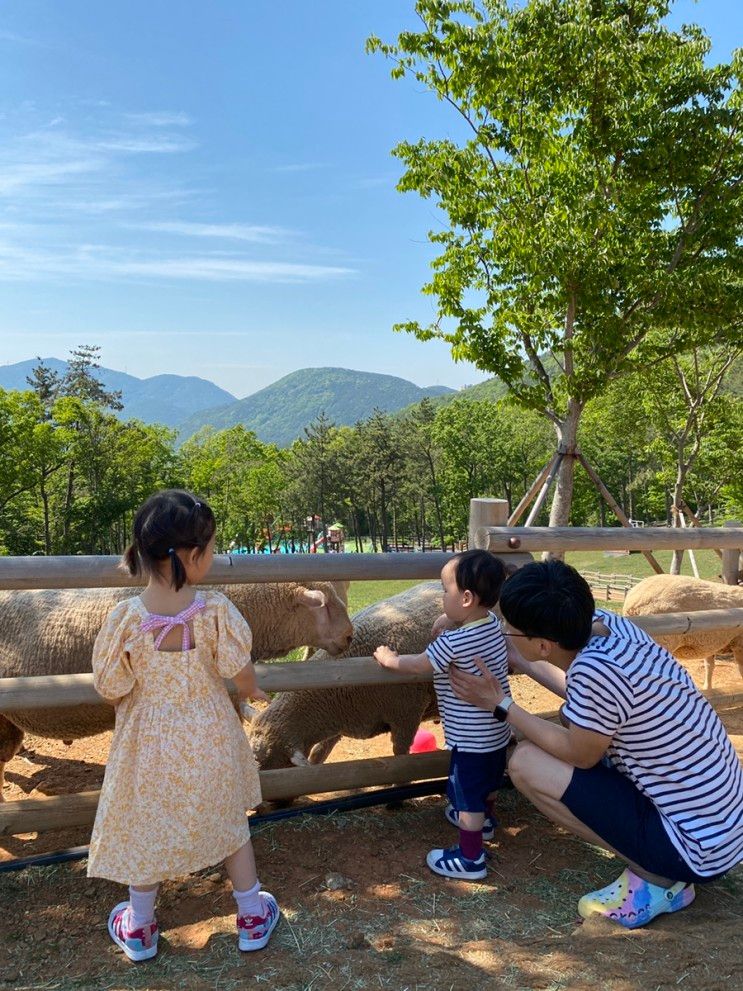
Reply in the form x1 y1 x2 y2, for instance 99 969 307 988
233 880 264 918
129 886 157 928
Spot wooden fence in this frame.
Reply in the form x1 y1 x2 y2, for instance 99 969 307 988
1 501 742 839
582 571 642 603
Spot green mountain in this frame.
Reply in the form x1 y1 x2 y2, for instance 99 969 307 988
0 358 236 428
178 367 454 447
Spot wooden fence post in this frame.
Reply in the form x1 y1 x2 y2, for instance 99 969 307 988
722 520 742 586
468 499 509 549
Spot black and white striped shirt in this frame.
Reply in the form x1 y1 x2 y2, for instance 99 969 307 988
426 614 511 754
562 610 743 877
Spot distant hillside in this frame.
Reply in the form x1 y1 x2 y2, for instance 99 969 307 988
397 350 743 420
0 358 236 428
179 367 454 446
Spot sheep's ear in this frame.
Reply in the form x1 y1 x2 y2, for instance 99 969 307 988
290 749 311 767
297 587 326 609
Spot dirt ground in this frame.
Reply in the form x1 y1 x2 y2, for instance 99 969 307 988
1 663 742 991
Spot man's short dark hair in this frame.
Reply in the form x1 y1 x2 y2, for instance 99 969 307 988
453 549 506 609
499 560 595 650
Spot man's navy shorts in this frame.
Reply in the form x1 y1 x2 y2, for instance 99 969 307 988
561 760 719 884
447 745 508 813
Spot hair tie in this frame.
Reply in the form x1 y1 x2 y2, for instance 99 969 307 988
168 547 175 554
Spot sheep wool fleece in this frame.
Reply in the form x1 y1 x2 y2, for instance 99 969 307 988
87 590 261 886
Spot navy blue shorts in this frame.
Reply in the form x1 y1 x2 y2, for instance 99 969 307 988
447 746 508 813
561 760 720 885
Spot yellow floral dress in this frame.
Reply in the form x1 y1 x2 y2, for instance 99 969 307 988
87 590 261 886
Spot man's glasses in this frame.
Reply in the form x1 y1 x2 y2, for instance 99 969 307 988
502 630 530 639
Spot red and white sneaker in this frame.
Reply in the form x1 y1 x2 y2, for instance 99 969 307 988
237 892 280 951
107 902 159 962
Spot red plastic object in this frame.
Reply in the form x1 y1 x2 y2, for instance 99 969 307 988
409 729 437 753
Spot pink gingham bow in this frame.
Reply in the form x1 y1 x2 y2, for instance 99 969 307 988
140 598 206 651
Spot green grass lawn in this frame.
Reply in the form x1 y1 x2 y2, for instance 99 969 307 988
346 579 422 615
564 548 722 582
343 550 721 620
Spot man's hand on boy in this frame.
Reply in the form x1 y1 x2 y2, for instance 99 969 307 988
449 656 505 711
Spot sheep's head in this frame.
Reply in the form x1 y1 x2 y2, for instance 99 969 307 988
248 714 308 770
295 584 353 656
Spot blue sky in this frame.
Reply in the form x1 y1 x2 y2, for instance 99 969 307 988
1 1 740 399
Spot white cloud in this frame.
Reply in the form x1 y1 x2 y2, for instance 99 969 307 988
274 162 328 173
124 221 295 243
124 112 193 127
94 136 196 154
0 239 355 284
0 109 355 287
109 256 354 283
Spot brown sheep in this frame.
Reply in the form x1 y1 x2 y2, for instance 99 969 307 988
248 582 444 769
0 582 353 797
623 574 743 690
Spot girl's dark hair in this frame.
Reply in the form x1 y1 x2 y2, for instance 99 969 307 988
452 549 507 608
499 560 595 650
124 489 216 591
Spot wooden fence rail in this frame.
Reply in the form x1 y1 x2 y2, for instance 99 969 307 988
2 510 742 841
2 608 743 715
475 525 743 554
0 751 454 836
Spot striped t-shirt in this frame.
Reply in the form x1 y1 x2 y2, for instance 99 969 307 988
562 609 743 877
426 614 511 754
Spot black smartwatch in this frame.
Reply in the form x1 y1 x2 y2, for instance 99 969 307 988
493 696 514 722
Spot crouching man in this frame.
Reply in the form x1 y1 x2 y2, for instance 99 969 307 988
450 560 743 929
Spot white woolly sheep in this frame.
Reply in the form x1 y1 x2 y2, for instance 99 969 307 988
623 574 743 690
248 582 444 770
0 582 353 795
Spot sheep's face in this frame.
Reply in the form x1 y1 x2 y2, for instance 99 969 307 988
249 724 299 770
296 585 353 656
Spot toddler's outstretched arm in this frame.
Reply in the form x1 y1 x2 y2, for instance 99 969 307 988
233 662 270 703
374 646 432 673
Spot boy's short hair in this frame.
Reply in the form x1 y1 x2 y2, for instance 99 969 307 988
499 560 594 650
453 549 506 609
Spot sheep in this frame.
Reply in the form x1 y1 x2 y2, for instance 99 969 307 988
248 582 444 770
623 574 743 690
0 581 353 796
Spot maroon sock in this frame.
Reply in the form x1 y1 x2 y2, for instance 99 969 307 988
459 828 483 861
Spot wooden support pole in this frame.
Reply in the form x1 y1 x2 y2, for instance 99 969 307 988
508 458 556 526
4 607 743 714
576 452 664 574
721 521 742 586
524 453 564 527
680 503 723 560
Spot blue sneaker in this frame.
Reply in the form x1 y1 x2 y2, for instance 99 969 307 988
108 902 158 962
237 891 281 951
444 803 496 840
426 844 487 880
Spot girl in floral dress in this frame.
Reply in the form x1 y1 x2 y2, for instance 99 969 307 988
88 489 280 961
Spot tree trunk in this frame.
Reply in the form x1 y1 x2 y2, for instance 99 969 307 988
670 462 687 575
379 480 389 552
41 482 51 555
547 400 582 549
424 450 447 551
